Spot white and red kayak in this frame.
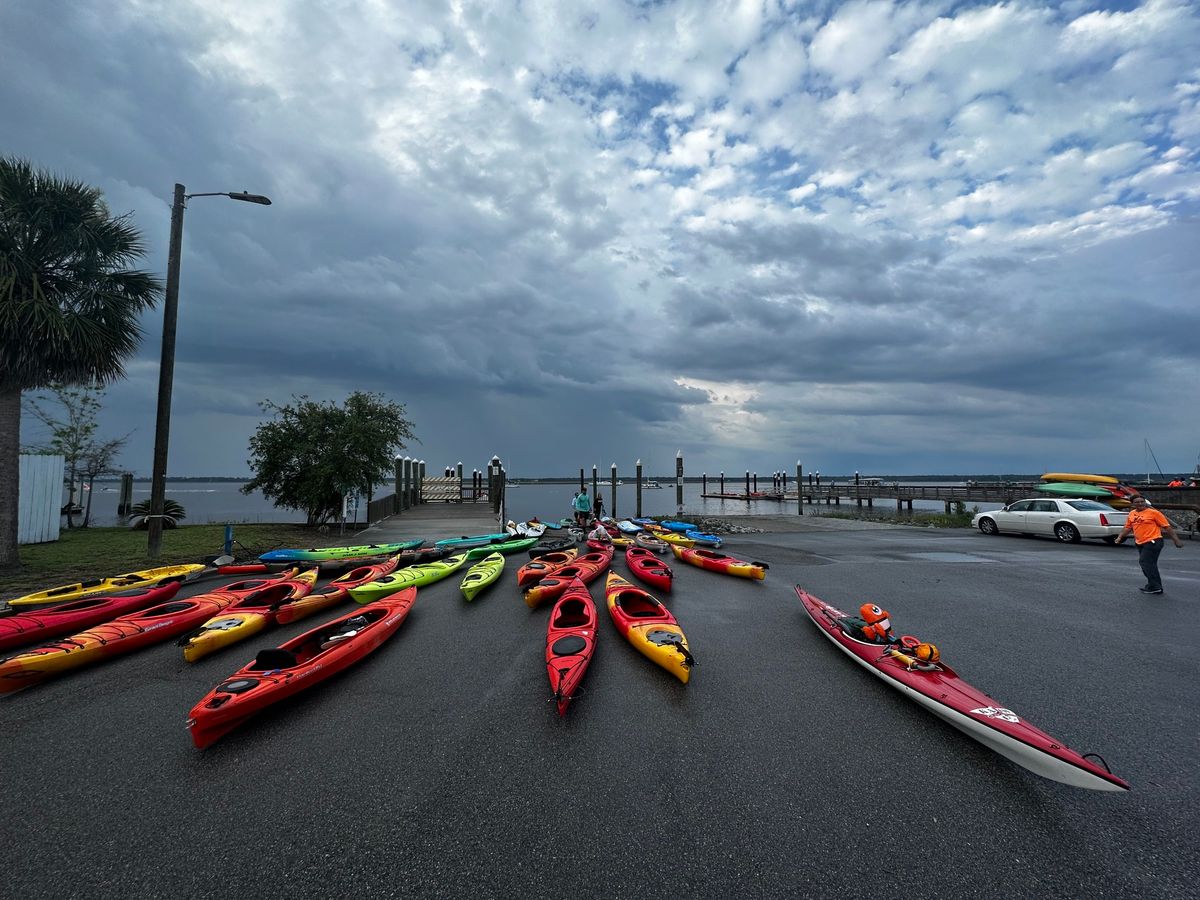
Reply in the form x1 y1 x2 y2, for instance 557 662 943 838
795 587 1129 792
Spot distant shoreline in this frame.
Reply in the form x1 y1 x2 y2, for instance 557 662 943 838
88 472 1183 484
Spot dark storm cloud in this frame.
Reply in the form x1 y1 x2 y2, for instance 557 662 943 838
4 1 1198 478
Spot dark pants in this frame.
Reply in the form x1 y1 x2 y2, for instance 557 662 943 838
1137 539 1164 591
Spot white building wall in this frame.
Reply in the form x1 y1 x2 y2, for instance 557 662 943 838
18 454 64 545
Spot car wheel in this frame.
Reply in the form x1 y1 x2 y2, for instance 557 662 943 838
1055 522 1081 543
978 517 999 536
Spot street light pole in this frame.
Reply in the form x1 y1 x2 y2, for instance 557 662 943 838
147 185 271 557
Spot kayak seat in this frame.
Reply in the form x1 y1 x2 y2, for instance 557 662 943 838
551 635 587 656
250 648 298 670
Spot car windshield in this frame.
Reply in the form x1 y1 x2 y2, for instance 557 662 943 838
1066 500 1115 511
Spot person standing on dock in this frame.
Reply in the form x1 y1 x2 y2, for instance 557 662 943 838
1115 497 1183 594
593 492 605 520
573 489 591 527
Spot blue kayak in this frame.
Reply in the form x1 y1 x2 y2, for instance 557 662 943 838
684 530 723 548
617 520 643 534
661 521 698 533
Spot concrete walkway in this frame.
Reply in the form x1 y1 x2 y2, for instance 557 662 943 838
352 500 503 544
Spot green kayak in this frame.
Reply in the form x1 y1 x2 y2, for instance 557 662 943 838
465 536 538 559
1035 482 1113 498
260 540 424 563
460 552 505 601
348 553 468 603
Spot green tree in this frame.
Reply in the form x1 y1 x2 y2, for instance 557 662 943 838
0 158 162 566
24 383 101 528
80 434 131 527
243 392 416 526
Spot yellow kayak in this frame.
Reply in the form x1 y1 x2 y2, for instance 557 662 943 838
181 569 319 663
1040 472 1119 485
7 564 208 608
656 531 695 548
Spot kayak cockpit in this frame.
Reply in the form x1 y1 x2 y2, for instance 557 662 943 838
614 591 663 618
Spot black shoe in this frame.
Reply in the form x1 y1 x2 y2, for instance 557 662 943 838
1139 587 1164 594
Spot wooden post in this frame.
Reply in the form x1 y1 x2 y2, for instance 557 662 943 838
702 472 707 496
782 470 787 494
591 464 599 516
457 461 464 501
675 451 684 512
417 460 425 504
720 471 725 494
796 461 803 515
498 461 506 520
610 462 618 520
636 459 643 517
579 467 585 493
490 456 501 515
753 472 758 492
745 470 750 498
117 472 134 517
393 457 402 514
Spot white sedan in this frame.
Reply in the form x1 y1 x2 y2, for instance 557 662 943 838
971 498 1129 544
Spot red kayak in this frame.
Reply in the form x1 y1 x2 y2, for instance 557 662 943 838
670 545 767 580
0 581 183 654
795 587 1129 791
545 578 597 716
274 557 400 625
516 549 579 587
0 571 301 693
186 589 417 749
524 546 613 609
624 546 672 594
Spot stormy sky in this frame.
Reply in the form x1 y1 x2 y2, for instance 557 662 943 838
4 0 1198 479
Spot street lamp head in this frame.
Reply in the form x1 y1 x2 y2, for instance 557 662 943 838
227 191 272 205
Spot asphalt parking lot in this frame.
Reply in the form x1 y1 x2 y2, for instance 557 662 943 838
1 518 1196 899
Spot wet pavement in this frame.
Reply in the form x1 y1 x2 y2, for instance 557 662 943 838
1 510 1196 898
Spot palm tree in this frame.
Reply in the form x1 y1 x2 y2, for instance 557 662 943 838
0 158 162 567
126 498 186 530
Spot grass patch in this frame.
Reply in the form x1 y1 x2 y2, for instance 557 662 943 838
2 523 317 601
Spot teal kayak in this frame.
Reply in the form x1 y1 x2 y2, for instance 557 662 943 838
348 553 468 603
1035 482 1113 498
434 533 511 549
465 537 538 559
260 540 423 563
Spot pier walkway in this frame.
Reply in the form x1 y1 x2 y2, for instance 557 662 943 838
355 496 502 544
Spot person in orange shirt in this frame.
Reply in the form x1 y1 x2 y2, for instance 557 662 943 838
1115 497 1183 594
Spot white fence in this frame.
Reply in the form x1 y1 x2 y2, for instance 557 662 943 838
19 454 64 545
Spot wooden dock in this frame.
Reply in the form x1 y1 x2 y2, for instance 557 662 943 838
706 482 1200 521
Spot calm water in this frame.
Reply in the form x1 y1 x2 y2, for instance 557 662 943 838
70 482 307 527
69 479 1004 528
499 481 1001 523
